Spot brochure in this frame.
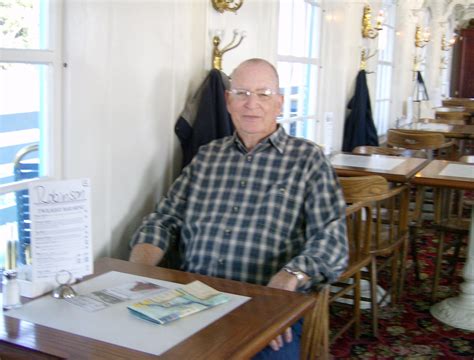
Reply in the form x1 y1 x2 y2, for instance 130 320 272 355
127 280 229 325
66 280 166 312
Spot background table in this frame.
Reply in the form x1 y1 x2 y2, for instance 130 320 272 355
411 160 474 330
399 123 474 140
330 152 428 183
0 258 315 359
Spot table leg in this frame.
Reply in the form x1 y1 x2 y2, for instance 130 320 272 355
430 206 474 330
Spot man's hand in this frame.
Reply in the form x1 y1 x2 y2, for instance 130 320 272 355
265 270 307 351
129 243 164 266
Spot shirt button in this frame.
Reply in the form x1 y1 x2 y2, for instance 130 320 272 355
232 206 239 212
218 258 225 265
246 155 252 162
224 228 232 235
240 180 246 187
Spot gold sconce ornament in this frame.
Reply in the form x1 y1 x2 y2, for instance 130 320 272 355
211 0 243 13
415 25 430 48
212 29 246 71
441 34 456 51
361 5 384 39
440 34 455 69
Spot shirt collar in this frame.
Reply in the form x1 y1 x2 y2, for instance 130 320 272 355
229 126 288 154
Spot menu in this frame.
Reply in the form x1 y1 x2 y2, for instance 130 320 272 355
29 178 93 282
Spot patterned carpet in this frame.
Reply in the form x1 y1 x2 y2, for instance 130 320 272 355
330 226 474 359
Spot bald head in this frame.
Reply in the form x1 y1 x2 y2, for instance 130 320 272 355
230 58 280 91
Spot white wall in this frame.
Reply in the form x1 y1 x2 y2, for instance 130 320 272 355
62 0 469 262
63 0 208 260
63 0 278 261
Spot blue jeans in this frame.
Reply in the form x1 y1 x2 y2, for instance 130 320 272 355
252 319 303 360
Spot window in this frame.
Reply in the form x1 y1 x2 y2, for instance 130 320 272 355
276 0 323 145
374 1 396 136
0 0 62 269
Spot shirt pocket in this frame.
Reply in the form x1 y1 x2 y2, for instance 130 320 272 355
256 183 302 237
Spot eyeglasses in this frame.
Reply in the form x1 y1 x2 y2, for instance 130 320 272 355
227 88 278 102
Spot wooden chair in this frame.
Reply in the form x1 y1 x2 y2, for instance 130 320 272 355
386 129 455 160
424 117 468 126
435 111 471 123
352 145 415 157
302 201 374 359
339 176 410 306
431 155 474 302
442 98 474 111
387 129 456 280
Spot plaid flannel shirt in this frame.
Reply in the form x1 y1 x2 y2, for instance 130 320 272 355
131 126 348 289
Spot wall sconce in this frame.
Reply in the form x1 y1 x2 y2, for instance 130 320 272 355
441 34 456 51
414 25 430 48
212 29 246 71
361 5 384 39
211 0 243 13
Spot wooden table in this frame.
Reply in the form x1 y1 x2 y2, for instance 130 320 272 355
434 106 467 113
399 123 474 140
411 160 474 331
330 152 429 183
443 98 474 112
0 258 315 359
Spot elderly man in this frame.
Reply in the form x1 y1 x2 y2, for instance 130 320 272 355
130 58 348 359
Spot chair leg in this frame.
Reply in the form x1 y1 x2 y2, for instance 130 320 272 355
369 257 379 338
410 225 421 281
302 286 329 360
432 230 446 303
353 272 361 339
390 249 400 304
449 233 465 276
398 236 409 301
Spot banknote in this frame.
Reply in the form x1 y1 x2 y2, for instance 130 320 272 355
127 280 229 325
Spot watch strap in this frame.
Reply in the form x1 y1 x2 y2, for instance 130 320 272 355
282 267 306 288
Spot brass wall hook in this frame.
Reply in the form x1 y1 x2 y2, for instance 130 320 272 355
212 29 246 70
360 48 377 73
412 55 424 80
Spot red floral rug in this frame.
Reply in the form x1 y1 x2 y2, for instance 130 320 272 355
330 226 474 359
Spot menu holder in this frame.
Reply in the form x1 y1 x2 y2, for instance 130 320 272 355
19 178 93 298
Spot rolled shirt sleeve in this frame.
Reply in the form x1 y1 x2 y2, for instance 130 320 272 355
285 155 348 287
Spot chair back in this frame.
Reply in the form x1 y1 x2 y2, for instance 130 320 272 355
339 175 389 204
435 111 471 123
427 117 467 125
339 175 410 251
352 146 408 157
387 129 446 150
14 143 39 266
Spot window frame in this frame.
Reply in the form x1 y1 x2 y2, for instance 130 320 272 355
276 0 323 144
0 0 63 195
374 0 396 136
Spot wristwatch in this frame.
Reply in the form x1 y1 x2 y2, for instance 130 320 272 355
282 267 307 288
